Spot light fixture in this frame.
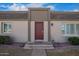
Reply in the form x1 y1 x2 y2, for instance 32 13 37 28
51 23 53 26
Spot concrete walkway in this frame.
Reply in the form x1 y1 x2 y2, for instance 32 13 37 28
31 49 46 56
24 43 54 56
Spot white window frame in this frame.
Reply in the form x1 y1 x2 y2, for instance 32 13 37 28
2 22 12 33
62 23 79 36
75 24 79 35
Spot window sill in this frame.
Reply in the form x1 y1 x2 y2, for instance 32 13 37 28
62 34 79 37
2 32 12 34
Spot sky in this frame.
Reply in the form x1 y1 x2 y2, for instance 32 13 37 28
0 3 79 12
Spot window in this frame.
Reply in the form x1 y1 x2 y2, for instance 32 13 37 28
61 24 65 34
66 24 70 34
76 24 79 35
61 24 75 35
1 22 12 33
70 24 74 34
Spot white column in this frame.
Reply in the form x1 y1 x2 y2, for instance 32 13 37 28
44 21 48 42
31 21 35 42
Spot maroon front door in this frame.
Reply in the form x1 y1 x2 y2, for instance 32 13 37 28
35 22 44 40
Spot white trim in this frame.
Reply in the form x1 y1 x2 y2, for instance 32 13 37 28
64 24 66 34
34 22 44 42
75 24 76 35
63 34 79 37
69 24 70 34
1 22 12 33
62 23 79 36
31 21 48 42
31 21 35 42
44 21 48 42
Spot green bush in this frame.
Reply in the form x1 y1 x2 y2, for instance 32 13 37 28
68 37 79 45
0 36 13 44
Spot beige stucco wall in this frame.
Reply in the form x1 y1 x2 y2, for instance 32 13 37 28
0 20 49 43
0 20 79 43
50 21 79 43
0 21 28 43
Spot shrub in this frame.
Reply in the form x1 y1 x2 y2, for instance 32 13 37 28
0 36 13 44
68 37 79 45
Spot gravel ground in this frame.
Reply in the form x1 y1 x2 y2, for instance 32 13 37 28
1 43 79 56
46 48 79 56
46 43 79 56
0 48 32 56
0 43 25 48
0 43 32 56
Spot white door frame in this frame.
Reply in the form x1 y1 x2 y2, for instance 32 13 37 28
30 21 48 42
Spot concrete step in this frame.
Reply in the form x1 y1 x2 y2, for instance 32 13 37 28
24 44 54 49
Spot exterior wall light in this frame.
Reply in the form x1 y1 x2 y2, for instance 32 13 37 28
51 23 53 26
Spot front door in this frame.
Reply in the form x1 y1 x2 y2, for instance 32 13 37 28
35 22 44 40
